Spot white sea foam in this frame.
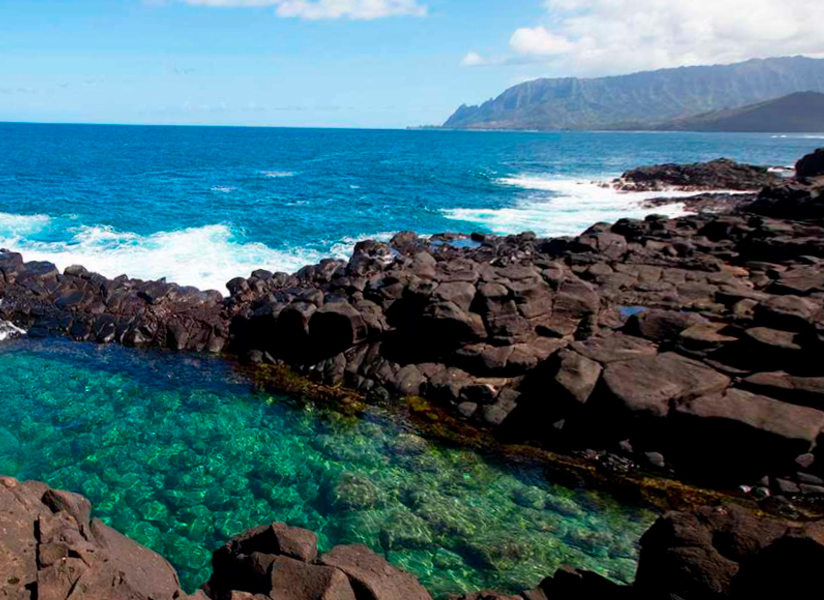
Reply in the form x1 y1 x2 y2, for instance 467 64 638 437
0 211 53 237
0 320 25 341
0 212 397 295
0 218 332 294
443 175 745 238
261 171 296 178
211 186 237 193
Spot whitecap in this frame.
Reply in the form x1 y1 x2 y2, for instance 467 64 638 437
261 171 295 178
0 312 25 341
0 211 53 238
0 221 330 295
443 175 748 238
211 186 236 193
0 214 401 296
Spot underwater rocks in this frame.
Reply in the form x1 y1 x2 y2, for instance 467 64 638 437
613 158 779 192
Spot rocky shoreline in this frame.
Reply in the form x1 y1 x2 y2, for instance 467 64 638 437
1 149 824 598
2 151 823 492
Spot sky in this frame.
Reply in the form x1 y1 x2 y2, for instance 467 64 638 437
1 0 824 128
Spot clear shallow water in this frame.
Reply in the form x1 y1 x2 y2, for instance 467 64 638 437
0 123 821 292
0 338 654 597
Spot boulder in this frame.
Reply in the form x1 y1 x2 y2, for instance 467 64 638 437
310 302 368 357
318 544 433 600
672 389 824 477
570 334 658 364
268 556 357 600
0 478 181 600
741 371 824 410
421 302 487 346
599 352 730 418
733 524 824 597
636 506 786 599
626 309 705 343
553 350 603 405
795 147 824 180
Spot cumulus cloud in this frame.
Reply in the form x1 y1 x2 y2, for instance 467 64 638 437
177 0 427 19
460 51 488 67
504 0 824 75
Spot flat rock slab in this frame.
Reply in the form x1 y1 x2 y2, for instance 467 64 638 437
319 544 433 600
269 556 356 600
742 372 824 410
601 352 730 418
675 388 824 455
570 334 658 365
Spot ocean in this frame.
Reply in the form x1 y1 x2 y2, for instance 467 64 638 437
0 122 821 293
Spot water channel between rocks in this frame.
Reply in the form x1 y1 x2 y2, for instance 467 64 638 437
0 338 656 597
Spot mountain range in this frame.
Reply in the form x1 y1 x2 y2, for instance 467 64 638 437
649 91 824 132
443 56 824 131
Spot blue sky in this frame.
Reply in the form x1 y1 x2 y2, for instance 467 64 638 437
1 0 822 128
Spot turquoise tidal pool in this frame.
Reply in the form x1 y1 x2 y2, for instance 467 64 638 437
0 339 656 597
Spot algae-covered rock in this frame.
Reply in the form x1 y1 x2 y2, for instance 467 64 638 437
433 547 467 570
324 472 384 511
380 509 434 551
512 486 547 510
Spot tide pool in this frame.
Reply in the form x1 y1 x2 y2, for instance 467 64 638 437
0 338 655 597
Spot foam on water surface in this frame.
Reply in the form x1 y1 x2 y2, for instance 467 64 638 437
442 175 704 237
0 339 656 597
0 213 393 294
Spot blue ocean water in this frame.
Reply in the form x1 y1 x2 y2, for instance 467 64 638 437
0 122 821 292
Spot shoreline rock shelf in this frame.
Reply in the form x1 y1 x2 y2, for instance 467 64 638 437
1 151 822 498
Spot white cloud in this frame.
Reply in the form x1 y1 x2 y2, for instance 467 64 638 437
502 0 824 75
509 27 574 57
460 51 488 67
177 0 427 19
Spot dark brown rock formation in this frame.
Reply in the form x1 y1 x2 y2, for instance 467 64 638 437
615 158 779 192
0 476 182 600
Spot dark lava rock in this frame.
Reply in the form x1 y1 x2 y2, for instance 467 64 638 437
796 147 824 180
617 158 778 192
318 544 433 600
0 476 181 600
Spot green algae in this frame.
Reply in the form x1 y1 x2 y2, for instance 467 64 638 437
0 339 656 597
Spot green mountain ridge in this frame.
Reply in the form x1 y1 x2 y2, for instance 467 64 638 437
649 91 824 132
443 56 824 131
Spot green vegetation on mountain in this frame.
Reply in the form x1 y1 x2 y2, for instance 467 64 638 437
444 57 824 131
